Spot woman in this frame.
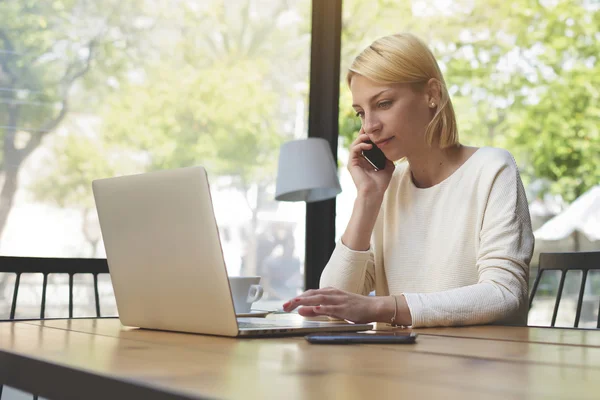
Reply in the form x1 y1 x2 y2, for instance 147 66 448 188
283 33 534 327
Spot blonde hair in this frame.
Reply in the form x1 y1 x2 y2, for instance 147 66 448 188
347 33 458 148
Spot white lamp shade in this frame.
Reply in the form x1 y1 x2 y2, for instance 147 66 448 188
275 138 342 202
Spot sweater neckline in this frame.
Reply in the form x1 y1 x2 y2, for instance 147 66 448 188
407 146 485 191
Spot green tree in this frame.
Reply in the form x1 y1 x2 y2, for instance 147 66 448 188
0 0 149 241
503 1 600 201
439 0 599 200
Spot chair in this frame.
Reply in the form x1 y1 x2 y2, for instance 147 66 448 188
0 256 114 400
529 251 600 328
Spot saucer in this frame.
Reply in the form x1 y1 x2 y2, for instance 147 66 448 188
236 310 270 318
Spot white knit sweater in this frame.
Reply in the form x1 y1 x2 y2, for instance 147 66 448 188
320 147 534 327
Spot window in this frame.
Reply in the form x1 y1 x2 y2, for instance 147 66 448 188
0 0 311 316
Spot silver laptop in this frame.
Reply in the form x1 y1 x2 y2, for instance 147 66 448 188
92 166 373 337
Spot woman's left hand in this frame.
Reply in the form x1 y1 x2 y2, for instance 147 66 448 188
282 287 384 324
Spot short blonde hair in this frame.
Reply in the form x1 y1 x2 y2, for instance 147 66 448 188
347 33 458 148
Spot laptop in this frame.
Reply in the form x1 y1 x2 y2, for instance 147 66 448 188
92 166 373 337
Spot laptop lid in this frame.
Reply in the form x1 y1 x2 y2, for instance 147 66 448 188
93 166 373 337
93 166 239 336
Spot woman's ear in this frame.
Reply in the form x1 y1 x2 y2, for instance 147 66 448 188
426 78 442 107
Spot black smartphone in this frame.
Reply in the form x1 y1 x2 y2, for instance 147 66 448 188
361 140 387 171
305 332 417 344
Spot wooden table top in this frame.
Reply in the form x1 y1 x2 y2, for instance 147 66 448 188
411 324 600 347
1 317 599 400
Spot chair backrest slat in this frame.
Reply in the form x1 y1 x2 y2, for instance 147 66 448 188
529 269 544 309
551 270 567 327
40 273 48 319
68 273 74 319
9 272 21 320
93 273 101 317
574 269 589 328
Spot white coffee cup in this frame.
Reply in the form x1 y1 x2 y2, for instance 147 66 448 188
228 276 264 314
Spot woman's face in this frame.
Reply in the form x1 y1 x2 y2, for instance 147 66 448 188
350 74 434 161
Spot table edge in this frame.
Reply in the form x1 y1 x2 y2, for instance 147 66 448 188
0 348 212 400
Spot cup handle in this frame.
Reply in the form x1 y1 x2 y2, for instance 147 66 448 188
247 284 263 303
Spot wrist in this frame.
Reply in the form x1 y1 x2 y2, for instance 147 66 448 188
372 295 412 326
372 296 394 323
396 295 412 326
356 190 384 205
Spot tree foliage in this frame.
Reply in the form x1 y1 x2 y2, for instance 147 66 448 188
0 0 150 238
29 0 309 208
101 59 284 189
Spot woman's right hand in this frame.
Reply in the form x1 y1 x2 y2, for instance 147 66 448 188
348 128 395 198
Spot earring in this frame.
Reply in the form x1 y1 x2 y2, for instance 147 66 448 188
429 102 436 108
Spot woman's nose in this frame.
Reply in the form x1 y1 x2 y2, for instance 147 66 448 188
362 114 382 134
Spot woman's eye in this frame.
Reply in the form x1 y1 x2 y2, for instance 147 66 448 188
355 111 364 118
378 101 392 109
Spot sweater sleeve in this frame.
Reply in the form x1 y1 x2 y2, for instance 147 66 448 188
403 156 534 327
319 241 376 296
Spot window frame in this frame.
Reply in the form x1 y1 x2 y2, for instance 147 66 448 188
304 0 342 290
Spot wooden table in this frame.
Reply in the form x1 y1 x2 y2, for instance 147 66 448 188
0 317 599 400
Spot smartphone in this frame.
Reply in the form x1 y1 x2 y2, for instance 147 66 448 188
305 332 417 344
361 140 387 171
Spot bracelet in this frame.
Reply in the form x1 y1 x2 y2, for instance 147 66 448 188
389 295 399 327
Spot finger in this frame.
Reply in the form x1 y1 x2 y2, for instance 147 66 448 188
357 142 374 151
297 306 319 317
283 288 343 311
283 290 315 312
283 297 302 312
352 154 377 171
293 294 334 307
350 132 370 148
351 126 364 142
283 295 316 312
284 294 345 312
283 290 316 308
298 305 344 319
312 305 344 320
349 142 373 161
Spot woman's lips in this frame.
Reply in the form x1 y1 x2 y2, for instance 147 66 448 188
375 137 394 148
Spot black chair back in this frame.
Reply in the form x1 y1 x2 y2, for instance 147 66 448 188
529 251 600 328
0 257 114 399
0 256 111 320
